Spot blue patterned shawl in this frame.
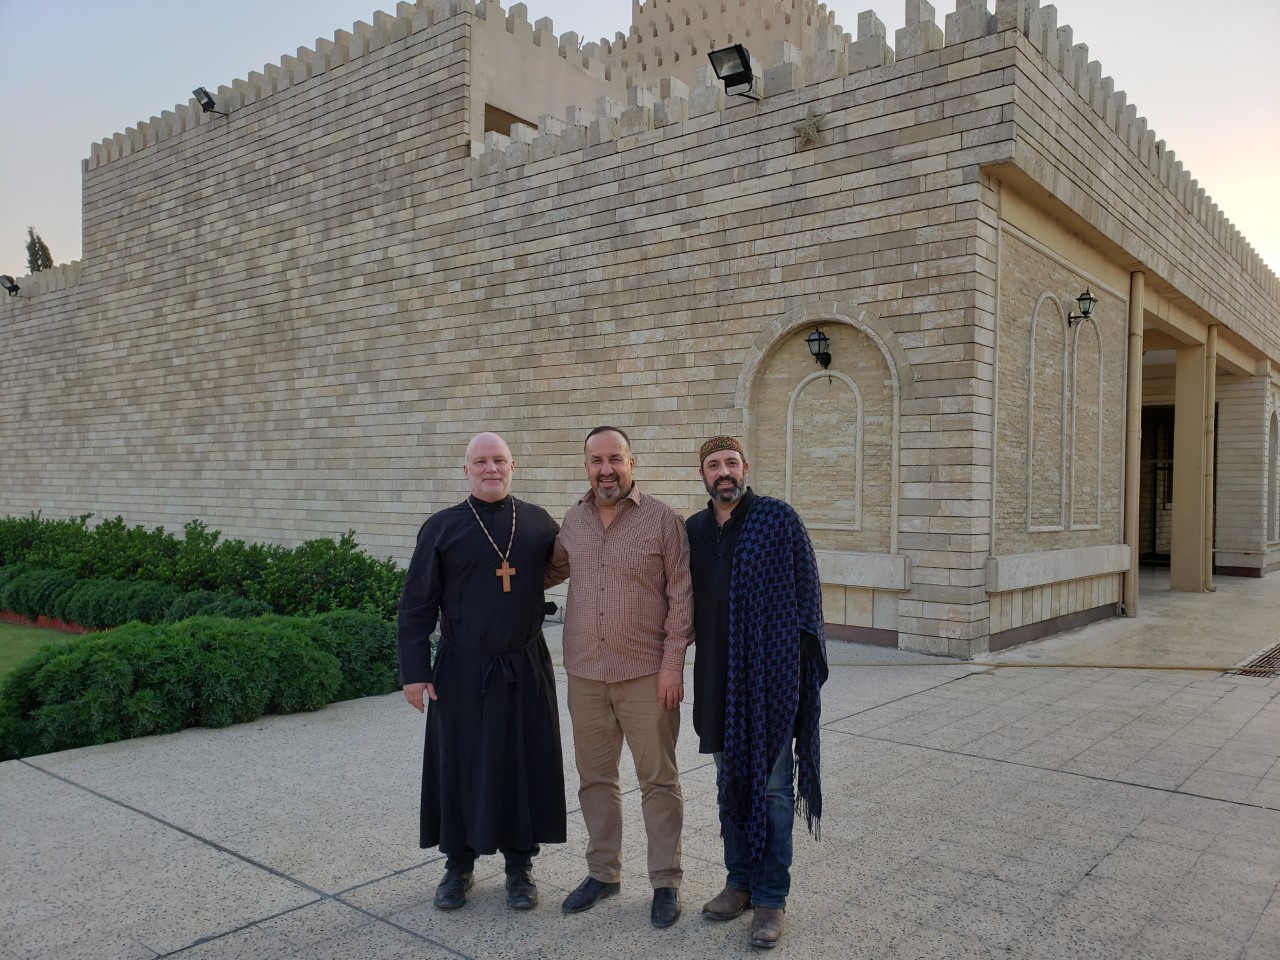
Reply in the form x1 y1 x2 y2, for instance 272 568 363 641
722 495 828 864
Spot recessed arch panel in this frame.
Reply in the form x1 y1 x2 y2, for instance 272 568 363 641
737 302 902 555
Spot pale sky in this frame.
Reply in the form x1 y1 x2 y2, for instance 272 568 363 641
1 0 1277 279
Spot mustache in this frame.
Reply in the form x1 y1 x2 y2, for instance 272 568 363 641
705 475 745 502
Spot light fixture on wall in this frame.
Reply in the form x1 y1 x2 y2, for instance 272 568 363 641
805 327 831 369
708 44 762 101
1066 287 1099 326
192 87 229 117
0 275 18 297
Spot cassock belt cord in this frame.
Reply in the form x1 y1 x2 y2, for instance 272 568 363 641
482 655 517 694
439 635 540 693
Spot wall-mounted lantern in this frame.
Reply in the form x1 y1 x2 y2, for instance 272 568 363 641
805 327 831 368
0 275 18 297
1067 288 1099 326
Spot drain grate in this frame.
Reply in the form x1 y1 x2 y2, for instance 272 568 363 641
1227 642 1280 678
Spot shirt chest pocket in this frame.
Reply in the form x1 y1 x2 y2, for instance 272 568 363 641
611 536 664 583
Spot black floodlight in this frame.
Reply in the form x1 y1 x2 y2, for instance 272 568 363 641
805 327 831 369
1067 287 1099 326
708 44 762 100
193 87 228 117
0 275 18 297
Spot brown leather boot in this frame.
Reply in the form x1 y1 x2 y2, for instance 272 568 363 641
701 885 752 920
749 907 785 948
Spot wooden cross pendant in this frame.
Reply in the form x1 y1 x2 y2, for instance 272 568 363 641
495 560 517 592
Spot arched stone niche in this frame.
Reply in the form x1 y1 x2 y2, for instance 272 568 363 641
1025 291 1107 533
735 302 909 554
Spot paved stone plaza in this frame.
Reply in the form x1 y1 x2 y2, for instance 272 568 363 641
2 571 1277 959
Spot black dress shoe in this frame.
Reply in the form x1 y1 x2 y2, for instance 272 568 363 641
651 886 680 928
433 868 473 910
561 876 620 913
505 870 538 910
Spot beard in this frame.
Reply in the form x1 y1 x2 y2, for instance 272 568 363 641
704 475 745 505
593 475 627 501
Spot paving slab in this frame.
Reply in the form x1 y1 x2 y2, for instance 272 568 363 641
2 574 1279 958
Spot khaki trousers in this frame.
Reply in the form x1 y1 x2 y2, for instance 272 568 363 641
566 673 683 888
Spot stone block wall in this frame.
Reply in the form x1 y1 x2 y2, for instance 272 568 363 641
3 11 474 551
988 571 1121 636
993 229 1126 556
999 2 1277 359
3 0 1279 654
1214 374 1269 573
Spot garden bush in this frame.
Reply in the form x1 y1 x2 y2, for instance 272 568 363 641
0 513 403 618
1 568 270 631
0 562 33 593
1 568 78 620
0 514 50 567
309 609 400 700
123 581 184 624
0 614 353 760
161 590 272 624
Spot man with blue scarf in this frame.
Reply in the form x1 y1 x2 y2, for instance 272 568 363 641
686 436 827 949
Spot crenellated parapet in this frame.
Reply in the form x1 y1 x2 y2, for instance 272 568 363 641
467 0 1274 299
990 0 1276 296
84 0 473 173
4 262 83 297
77 0 1273 297
597 0 846 82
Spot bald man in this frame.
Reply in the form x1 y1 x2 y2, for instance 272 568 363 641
398 432 568 912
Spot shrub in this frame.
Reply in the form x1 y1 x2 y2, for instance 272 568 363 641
310 609 399 700
0 562 32 594
249 532 402 618
1 566 273 630
1 568 77 620
0 514 48 566
0 513 405 618
0 615 347 759
162 590 271 624
55 578 125 630
19 514 93 575
0 636 84 758
208 537 278 595
123 581 183 624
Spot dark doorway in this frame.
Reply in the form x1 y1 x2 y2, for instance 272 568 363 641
1140 405 1174 565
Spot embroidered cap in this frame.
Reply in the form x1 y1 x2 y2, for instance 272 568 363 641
698 435 744 466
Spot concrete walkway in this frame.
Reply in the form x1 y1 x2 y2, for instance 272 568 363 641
2 570 1278 959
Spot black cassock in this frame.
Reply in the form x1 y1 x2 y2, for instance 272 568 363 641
397 494 566 854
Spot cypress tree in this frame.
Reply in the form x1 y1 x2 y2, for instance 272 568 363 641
25 227 53 273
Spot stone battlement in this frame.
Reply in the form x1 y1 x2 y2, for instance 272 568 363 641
467 0 1276 299
4 260 82 296
84 0 471 173
595 0 845 81
66 0 1275 299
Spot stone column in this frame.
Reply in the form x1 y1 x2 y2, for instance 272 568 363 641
1123 271 1144 614
1171 342 1207 591
1202 325 1218 590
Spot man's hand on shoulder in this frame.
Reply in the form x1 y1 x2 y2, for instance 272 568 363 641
656 667 684 710
403 682 436 713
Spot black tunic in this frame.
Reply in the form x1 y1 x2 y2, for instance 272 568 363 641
686 488 756 754
397 495 566 854
687 488 820 755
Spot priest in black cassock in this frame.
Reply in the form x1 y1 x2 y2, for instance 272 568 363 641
397 431 567 912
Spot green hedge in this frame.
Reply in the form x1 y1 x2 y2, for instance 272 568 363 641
0 567 272 630
0 514 404 619
0 611 399 760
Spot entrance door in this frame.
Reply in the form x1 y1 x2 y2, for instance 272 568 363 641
1140 406 1174 564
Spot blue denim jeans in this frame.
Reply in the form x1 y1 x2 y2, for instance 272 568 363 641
713 741 794 909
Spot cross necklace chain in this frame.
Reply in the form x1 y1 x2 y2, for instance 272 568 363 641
468 497 517 592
